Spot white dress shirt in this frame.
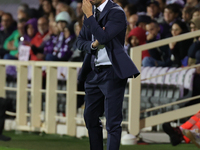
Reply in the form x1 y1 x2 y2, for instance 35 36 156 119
92 0 112 67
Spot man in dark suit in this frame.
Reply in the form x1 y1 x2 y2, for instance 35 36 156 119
76 0 140 149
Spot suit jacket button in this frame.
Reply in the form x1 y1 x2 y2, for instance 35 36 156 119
87 25 89 28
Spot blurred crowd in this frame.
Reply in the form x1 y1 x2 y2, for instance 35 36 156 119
0 0 200 68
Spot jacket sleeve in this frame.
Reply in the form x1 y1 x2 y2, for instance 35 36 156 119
83 8 127 45
76 24 93 54
3 30 16 50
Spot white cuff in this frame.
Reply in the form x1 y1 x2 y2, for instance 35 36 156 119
91 42 97 50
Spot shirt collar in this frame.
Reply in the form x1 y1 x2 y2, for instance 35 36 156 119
95 0 108 12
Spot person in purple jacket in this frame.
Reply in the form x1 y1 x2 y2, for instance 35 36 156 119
22 18 38 45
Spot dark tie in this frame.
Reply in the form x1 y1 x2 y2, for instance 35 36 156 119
95 8 100 21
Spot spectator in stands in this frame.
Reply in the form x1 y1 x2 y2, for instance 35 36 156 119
146 0 164 23
56 2 77 22
44 11 72 61
2 11 29 60
17 11 29 24
156 0 166 13
42 0 56 22
30 17 49 61
124 5 138 51
127 27 150 59
123 4 137 20
0 13 16 59
56 11 71 34
192 8 200 19
169 20 193 67
136 15 152 31
22 18 38 44
160 4 182 38
31 21 59 61
3 22 26 60
182 6 195 25
187 17 200 65
142 20 172 67
70 19 84 61
45 23 75 61
35 21 58 59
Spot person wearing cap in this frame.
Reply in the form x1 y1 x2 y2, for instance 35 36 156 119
56 11 72 33
146 0 164 23
42 11 73 61
127 27 150 59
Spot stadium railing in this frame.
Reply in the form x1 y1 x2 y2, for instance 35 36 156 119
0 30 200 136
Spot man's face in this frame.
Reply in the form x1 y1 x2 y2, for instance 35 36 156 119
38 18 49 35
128 14 138 30
130 36 139 47
164 8 177 23
193 11 200 19
146 22 160 37
1 14 13 30
147 4 160 17
90 0 106 7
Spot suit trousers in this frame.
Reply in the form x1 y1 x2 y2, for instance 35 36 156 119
84 66 127 150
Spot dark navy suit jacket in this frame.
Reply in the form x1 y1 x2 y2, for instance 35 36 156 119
76 0 140 81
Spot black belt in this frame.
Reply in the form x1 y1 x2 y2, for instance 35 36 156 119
95 65 112 72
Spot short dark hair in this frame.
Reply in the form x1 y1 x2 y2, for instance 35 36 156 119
172 19 189 34
146 19 159 27
165 3 181 14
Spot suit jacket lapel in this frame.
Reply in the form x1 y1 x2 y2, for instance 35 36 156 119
98 0 113 21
